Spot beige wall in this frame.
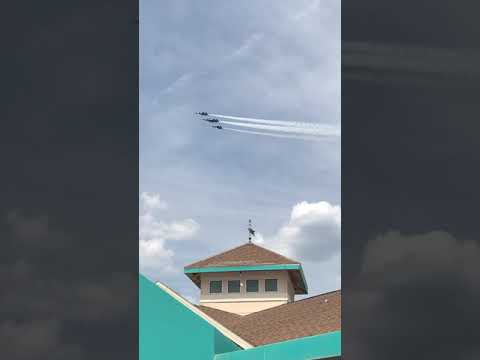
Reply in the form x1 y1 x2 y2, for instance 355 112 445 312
199 270 294 315
204 300 287 315
287 275 295 303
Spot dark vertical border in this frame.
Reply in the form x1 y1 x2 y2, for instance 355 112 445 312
342 1 480 359
1 1 138 359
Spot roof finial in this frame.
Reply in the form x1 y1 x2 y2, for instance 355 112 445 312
248 219 255 243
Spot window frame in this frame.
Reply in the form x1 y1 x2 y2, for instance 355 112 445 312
265 278 278 292
209 280 223 294
246 279 259 293
227 280 241 293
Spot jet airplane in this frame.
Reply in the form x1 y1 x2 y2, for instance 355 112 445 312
196 112 208 116
212 125 223 130
202 118 219 123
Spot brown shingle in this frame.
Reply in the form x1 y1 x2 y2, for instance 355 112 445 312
185 243 299 269
196 305 243 330
197 290 341 346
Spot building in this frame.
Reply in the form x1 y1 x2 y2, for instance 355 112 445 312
140 242 341 360
184 242 308 315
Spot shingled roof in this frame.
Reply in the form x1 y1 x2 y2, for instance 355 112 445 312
184 242 299 268
197 290 341 346
184 242 308 294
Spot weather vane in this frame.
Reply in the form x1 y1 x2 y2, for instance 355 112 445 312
248 219 255 243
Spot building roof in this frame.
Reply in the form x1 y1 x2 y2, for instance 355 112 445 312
196 304 243 330
197 289 341 347
184 243 308 294
152 279 254 349
185 242 299 268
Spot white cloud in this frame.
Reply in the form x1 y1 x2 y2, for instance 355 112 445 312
264 201 340 262
140 191 167 211
139 192 199 274
250 200 341 294
293 0 321 21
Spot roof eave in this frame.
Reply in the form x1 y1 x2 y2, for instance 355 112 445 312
296 265 308 294
185 272 202 288
184 263 308 294
184 263 301 273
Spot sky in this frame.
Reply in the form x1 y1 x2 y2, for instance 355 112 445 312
3 2 480 359
139 0 340 302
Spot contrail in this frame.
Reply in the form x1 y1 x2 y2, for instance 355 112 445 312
211 113 338 132
223 127 326 141
219 120 340 137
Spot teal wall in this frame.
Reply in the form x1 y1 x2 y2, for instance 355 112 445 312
139 274 240 360
214 331 341 360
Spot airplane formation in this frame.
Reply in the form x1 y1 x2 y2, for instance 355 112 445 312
194 112 340 141
196 113 222 129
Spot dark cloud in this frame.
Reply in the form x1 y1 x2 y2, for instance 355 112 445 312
1 1 138 359
342 80 480 357
0 211 137 359
343 42 480 85
342 0 480 48
343 231 480 359
342 0 480 358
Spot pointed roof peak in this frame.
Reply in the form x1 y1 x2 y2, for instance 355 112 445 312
184 242 300 269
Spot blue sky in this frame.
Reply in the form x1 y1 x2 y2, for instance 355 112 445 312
140 0 340 302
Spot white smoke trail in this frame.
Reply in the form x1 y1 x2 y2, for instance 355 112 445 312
223 127 325 141
219 120 340 137
211 113 304 127
211 113 338 132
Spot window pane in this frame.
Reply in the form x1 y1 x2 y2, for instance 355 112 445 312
210 280 222 293
228 280 241 293
246 280 259 292
265 279 278 292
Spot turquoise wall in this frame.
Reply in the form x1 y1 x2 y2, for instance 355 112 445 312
214 331 341 360
139 274 240 360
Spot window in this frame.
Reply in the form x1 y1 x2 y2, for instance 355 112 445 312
209 280 222 293
228 280 241 293
265 279 278 292
246 279 259 292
